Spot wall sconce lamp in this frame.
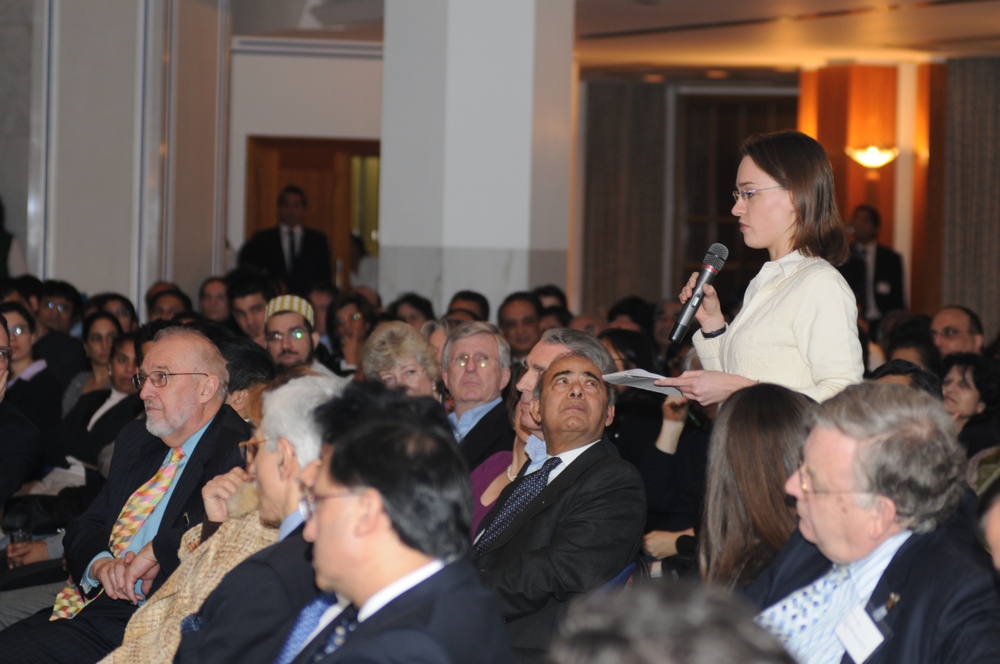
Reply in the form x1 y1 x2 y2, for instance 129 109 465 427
845 145 899 169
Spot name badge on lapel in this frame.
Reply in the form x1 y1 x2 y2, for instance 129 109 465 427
835 593 897 663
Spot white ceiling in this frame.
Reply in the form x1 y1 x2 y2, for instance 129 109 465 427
233 0 1000 74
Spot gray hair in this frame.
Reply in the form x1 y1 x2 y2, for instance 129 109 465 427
442 321 511 370
815 381 966 533
362 321 441 386
260 375 344 465
535 328 617 406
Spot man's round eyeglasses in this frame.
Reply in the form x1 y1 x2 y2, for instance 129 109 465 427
266 328 307 342
732 185 784 202
132 371 209 390
453 354 492 369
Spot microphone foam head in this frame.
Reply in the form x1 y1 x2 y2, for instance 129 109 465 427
703 243 729 271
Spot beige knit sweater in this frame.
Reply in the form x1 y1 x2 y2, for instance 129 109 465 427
99 499 279 664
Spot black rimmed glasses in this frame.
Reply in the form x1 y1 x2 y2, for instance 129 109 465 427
132 371 209 390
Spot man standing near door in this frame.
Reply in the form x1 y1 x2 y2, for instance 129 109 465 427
238 185 333 296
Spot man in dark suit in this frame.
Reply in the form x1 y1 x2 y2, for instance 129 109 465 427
442 322 514 472
174 375 343 664
238 185 332 297
0 326 248 663
746 382 1000 664
279 393 512 664
474 349 646 664
837 205 905 337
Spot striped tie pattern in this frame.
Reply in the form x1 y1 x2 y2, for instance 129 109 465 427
50 447 185 620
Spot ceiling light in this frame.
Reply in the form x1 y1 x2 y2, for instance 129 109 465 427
845 145 899 169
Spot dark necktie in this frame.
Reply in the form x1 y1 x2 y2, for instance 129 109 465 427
275 593 337 664
473 457 561 560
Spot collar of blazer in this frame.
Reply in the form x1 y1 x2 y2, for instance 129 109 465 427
474 437 616 556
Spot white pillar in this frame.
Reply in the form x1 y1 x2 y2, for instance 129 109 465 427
378 0 575 317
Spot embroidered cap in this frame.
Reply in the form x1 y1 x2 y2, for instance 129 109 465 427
266 295 315 327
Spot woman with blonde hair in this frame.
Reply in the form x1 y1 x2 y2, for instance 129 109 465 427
363 320 442 399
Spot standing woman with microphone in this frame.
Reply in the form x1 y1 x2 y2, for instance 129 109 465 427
658 130 863 404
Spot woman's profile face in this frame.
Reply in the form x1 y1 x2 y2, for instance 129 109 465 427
942 365 985 429
731 156 798 261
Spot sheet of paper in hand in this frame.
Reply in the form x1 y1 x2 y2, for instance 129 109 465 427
602 369 682 397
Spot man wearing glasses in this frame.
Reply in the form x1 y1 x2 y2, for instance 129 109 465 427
0 326 248 663
441 322 514 474
747 382 1000 664
263 295 343 381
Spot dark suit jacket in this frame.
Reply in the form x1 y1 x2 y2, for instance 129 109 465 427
291 559 513 664
63 404 248 595
32 331 87 395
475 437 646 662
744 523 1000 664
174 525 317 664
0 401 42 503
459 401 515 473
238 225 332 296
838 244 905 321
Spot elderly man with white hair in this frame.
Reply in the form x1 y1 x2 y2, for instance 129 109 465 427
142 374 342 664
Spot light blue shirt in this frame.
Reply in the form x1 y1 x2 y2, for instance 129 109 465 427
279 508 305 542
82 421 210 596
448 397 502 441
524 434 547 474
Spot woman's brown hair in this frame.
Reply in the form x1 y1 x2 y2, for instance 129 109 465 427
741 130 850 266
699 383 815 588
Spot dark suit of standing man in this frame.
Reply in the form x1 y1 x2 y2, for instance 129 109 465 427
283 396 512 664
475 351 646 664
0 327 248 664
238 185 333 296
745 382 1000 664
837 205 905 336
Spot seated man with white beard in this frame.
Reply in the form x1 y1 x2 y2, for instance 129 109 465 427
0 326 248 664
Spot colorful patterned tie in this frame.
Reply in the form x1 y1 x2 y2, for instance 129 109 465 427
50 447 185 620
473 457 561 561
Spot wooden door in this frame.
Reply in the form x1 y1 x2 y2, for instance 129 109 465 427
245 137 380 289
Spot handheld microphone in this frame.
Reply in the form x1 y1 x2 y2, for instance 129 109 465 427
669 243 729 344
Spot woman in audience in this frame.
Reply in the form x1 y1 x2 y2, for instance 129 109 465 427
94 292 139 333
421 317 462 368
699 383 814 589
362 321 441 400
61 311 121 415
657 130 862 404
326 292 377 377
940 352 999 458
469 362 529 535
0 302 61 432
45 333 142 470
